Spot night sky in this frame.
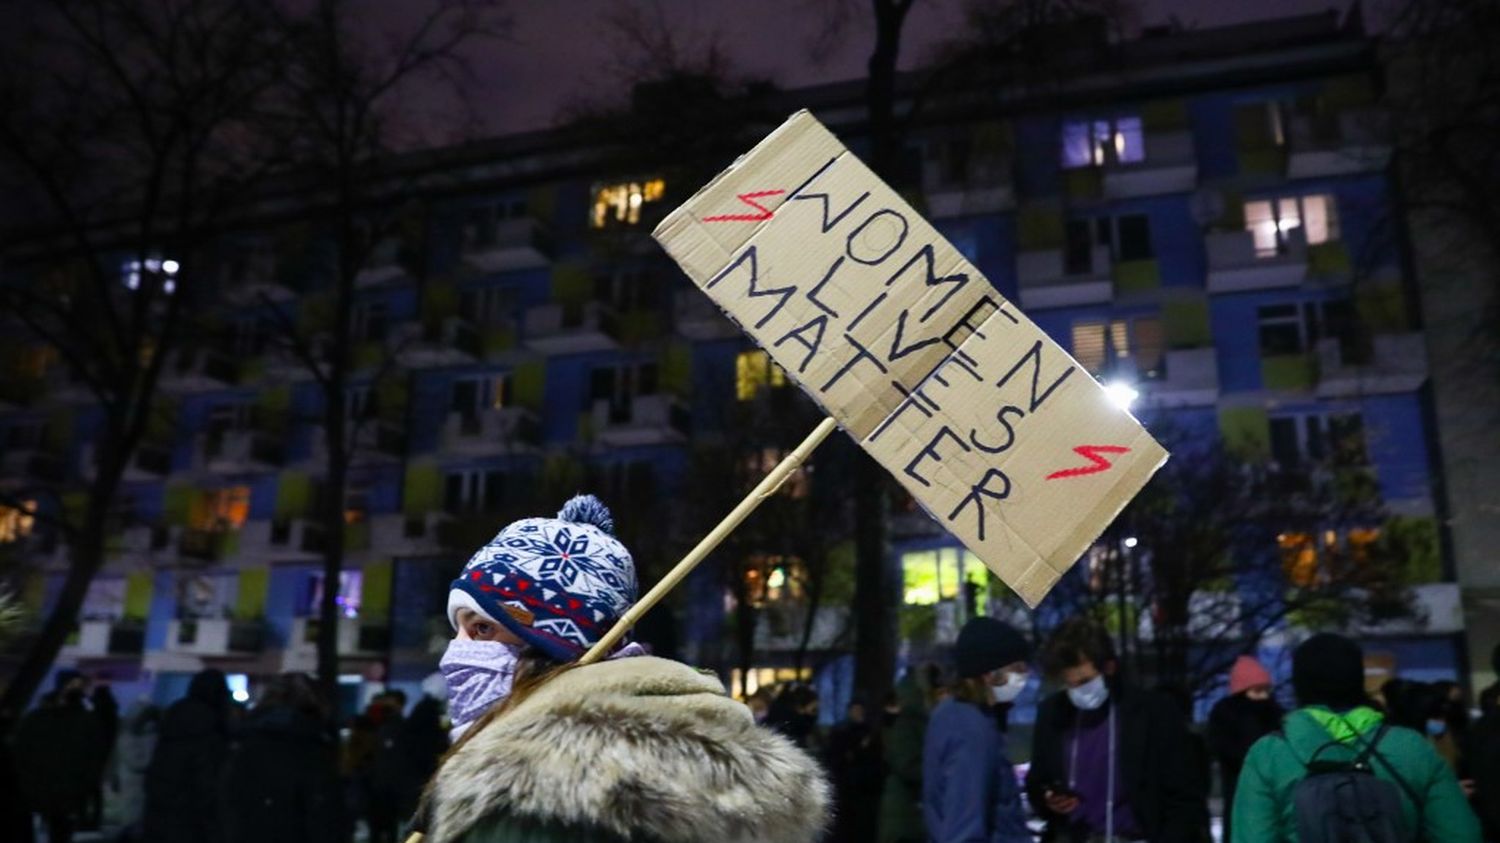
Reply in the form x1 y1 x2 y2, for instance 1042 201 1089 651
424 0 1361 141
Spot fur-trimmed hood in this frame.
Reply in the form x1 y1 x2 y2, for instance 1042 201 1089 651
429 656 829 843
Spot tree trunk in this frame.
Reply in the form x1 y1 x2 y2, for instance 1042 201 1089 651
850 0 912 712
317 205 357 704
1 466 120 711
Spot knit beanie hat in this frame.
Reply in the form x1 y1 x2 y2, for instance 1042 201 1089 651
1228 655 1273 696
954 617 1030 679
447 495 638 662
1292 633 1366 710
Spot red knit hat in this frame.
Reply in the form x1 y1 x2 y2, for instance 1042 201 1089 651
1229 655 1272 695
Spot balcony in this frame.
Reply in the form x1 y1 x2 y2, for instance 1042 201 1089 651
1204 228 1307 293
591 394 689 447
369 511 452 557
1287 108 1391 179
1103 131 1197 199
177 528 240 563
161 348 239 392
281 616 390 671
203 428 284 473
1356 582 1463 636
81 440 173 482
395 317 482 368
109 524 174 561
462 217 554 273
673 289 737 341
222 251 298 304
59 619 146 659
355 239 408 288
442 407 542 456
523 301 620 355
1142 348 1220 408
922 164 1015 218
0 448 65 485
308 419 406 466
164 618 265 655
755 605 850 652
1316 333 1428 399
1015 248 1111 309
239 517 325 560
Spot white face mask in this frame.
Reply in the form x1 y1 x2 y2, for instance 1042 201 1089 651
992 670 1028 704
1068 674 1109 711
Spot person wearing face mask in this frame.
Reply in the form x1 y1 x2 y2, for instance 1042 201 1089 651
921 617 1033 843
1207 656 1283 841
1026 619 1208 843
410 495 828 843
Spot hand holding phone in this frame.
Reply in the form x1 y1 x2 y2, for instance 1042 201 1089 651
1043 782 1081 815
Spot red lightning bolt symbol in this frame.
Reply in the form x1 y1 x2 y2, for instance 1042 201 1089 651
1045 445 1132 481
703 189 785 223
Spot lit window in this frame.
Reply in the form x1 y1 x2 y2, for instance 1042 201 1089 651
122 257 179 294
1060 116 1144 169
1279 532 1319 586
1071 317 1163 378
902 548 986 605
307 570 363 619
590 179 666 228
735 350 787 401
744 555 806 607
0 501 36 543
190 487 251 531
1244 194 1339 257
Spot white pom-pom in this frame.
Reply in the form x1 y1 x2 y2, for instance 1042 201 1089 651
557 494 615 535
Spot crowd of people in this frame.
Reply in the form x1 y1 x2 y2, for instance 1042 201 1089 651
780 622 1500 843
3 488 1499 843
0 668 448 843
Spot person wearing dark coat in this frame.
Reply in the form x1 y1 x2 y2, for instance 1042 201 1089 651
1026 619 1209 843
824 697 883 843
220 672 343 843
1468 644 1500 842
371 696 449 842
143 668 230 843
1206 656 1283 842
13 682 108 843
84 683 119 830
878 673 927 843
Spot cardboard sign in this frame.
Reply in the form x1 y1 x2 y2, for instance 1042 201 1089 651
654 111 1168 606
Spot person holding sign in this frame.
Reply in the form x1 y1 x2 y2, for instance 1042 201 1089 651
410 495 828 843
1025 619 1208 843
921 617 1034 843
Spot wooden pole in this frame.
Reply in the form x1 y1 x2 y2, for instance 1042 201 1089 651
401 418 840 843
579 416 840 666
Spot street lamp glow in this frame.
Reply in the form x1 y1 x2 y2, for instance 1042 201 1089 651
1123 536 1139 549
161 259 180 274
1104 380 1139 410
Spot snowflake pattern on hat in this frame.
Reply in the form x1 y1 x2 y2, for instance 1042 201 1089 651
452 496 637 660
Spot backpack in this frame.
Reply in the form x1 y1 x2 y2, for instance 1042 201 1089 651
1285 724 1423 843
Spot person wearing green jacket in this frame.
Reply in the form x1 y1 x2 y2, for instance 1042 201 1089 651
414 495 829 843
1231 633 1480 843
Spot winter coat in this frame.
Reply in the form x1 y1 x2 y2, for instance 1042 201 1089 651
1026 682 1209 843
144 672 231 843
425 656 829 843
824 716 883 843
1470 705 1500 842
12 698 108 815
1207 692 1283 840
1231 706 1480 843
371 697 449 826
880 674 928 843
220 704 343 843
923 698 1029 843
